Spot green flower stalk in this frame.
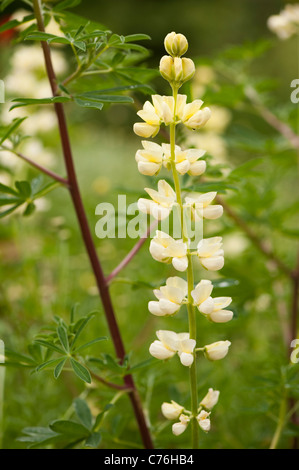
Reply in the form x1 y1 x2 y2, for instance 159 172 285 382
134 32 232 448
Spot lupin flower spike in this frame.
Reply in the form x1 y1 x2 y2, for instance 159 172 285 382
133 31 233 448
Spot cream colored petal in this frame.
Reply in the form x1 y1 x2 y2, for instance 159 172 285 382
172 256 188 271
209 309 233 323
203 205 223 219
200 256 224 271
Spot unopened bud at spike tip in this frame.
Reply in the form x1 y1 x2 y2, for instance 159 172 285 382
164 32 188 57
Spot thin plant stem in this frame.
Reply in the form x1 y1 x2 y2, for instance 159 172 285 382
32 0 153 449
269 390 287 449
169 89 199 449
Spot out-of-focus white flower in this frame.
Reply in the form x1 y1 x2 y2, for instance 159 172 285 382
184 191 223 221
172 414 190 436
267 4 299 39
160 56 195 84
200 388 220 410
204 106 232 134
161 401 184 420
164 32 188 57
197 237 224 271
149 230 188 271
162 143 206 175
149 330 196 367
192 65 215 96
197 410 211 432
138 180 176 220
11 45 67 75
187 132 228 162
204 340 231 361
20 138 55 167
148 277 188 316
180 99 211 130
135 141 163 175
22 110 57 134
191 279 233 323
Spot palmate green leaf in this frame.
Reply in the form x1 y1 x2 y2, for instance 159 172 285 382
0 14 35 33
70 312 97 347
36 358 63 372
0 0 16 12
18 427 60 448
74 398 92 430
4 348 36 367
73 336 107 353
34 339 65 355
10 96 71 110
15 180 31 198
52 0 82 12
74 98 104 110
0 203 22 219
93 404 114 430
23 202 36 216
57 325 70 353
49 420 90 438
54 358 67 379
85 432 102 448
70 358 91 383
0 117 27 145
75 93 133 105
0 182 18 196
124 34 151 42
0 196 22 207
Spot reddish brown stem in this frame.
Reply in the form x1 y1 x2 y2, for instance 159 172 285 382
32 0 153 449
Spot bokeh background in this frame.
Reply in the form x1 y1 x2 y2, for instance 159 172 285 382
0 0 298 449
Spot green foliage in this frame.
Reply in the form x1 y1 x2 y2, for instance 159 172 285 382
18 397 113 448
0 176 60 218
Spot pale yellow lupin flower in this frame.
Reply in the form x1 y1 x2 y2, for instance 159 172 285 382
161 401 184 420
197 237 224 271
149 230 188 271
191 280 233 323
138 180 176 220
148 277 188 317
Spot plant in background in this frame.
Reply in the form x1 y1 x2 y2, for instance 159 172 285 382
133 32 233 448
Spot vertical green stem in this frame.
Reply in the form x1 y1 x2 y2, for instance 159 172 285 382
169 89 199 449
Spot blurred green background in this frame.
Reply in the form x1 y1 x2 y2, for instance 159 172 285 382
0 0 298 449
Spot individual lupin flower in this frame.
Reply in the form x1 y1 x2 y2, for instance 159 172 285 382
138 180 176 220
135 141 163 176
204 340 231 361
160 56 195 85
200 388 220 410
184 192 223 220
162 143 206 176
172 414 190 436
149 330 178 360
133 95 175 137
191 280 233 323
148 277 188 316
180 99 212 130
161 401 184 420
149 230 188 271
176 333 196 366
164 32 188 57
149 330 196 367
197 410 211 432
197 237 224 271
